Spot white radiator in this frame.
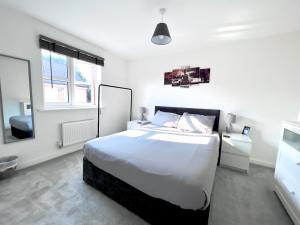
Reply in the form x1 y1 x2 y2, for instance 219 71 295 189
61 119 96 147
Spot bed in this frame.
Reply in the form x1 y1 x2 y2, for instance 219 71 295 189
9 115 33 139
83 106 220 225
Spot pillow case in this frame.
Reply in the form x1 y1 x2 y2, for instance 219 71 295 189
177 112 216 134
152 110 180 128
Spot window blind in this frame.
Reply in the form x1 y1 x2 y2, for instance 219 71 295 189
39 35 104 66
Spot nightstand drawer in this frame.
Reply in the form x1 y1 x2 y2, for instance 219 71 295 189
220 152 250 172
222 138 251 157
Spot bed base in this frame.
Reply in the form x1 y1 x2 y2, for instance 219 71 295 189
83 157 210 225
11 126 32 139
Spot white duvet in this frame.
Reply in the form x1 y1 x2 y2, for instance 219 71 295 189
84 124 220 210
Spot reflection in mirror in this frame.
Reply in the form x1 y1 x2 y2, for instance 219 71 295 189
0 54 34 143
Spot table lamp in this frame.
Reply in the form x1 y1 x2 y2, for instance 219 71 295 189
139 107 147 121
225 113 236 133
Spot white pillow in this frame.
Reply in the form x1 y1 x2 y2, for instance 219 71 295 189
152 110 180 128
177 112 216 134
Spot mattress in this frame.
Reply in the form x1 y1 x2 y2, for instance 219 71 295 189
9 115 32 131
84 124 219 210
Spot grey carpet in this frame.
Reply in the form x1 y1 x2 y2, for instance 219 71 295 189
0 150 293 225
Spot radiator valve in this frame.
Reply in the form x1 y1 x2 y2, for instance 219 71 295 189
57 141 63 148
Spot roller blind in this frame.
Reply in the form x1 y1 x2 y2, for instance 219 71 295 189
39 35 104 66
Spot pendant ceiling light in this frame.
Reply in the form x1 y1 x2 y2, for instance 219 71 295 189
151 8 172 45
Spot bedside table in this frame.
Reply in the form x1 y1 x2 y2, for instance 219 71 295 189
220 133 252 173
127 120 151 130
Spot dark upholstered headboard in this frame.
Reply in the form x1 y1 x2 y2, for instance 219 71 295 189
155 106 220 132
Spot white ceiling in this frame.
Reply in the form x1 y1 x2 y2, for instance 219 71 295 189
1 0 300 60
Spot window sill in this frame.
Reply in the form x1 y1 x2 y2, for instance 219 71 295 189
37 105 101 112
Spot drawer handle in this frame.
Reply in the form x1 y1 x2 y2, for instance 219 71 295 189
291 191 295 195
297 162 300 166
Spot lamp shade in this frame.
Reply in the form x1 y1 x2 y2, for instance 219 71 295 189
139 107 146 114
151 23 171 45
226 113 236 124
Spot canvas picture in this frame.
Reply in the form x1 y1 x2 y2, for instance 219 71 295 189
164 72 173 85
164 67 210 88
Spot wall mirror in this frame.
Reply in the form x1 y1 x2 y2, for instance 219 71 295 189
0 54 35 143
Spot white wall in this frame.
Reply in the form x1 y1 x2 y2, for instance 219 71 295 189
0 7 129 169
128 32 300 168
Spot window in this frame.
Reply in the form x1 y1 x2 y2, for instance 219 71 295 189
42 49 101 107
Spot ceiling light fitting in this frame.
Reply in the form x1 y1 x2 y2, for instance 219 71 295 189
151 8 172 45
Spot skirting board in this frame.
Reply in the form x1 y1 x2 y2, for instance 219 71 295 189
17 148 82 170
250 158 275 168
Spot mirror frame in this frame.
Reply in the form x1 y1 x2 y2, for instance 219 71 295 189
0 53 35 144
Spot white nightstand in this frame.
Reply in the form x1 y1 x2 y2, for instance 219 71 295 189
220 133 252 173
127 120 151 130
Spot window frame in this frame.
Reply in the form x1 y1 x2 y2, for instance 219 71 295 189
41 50 101 109
72 58 96 106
